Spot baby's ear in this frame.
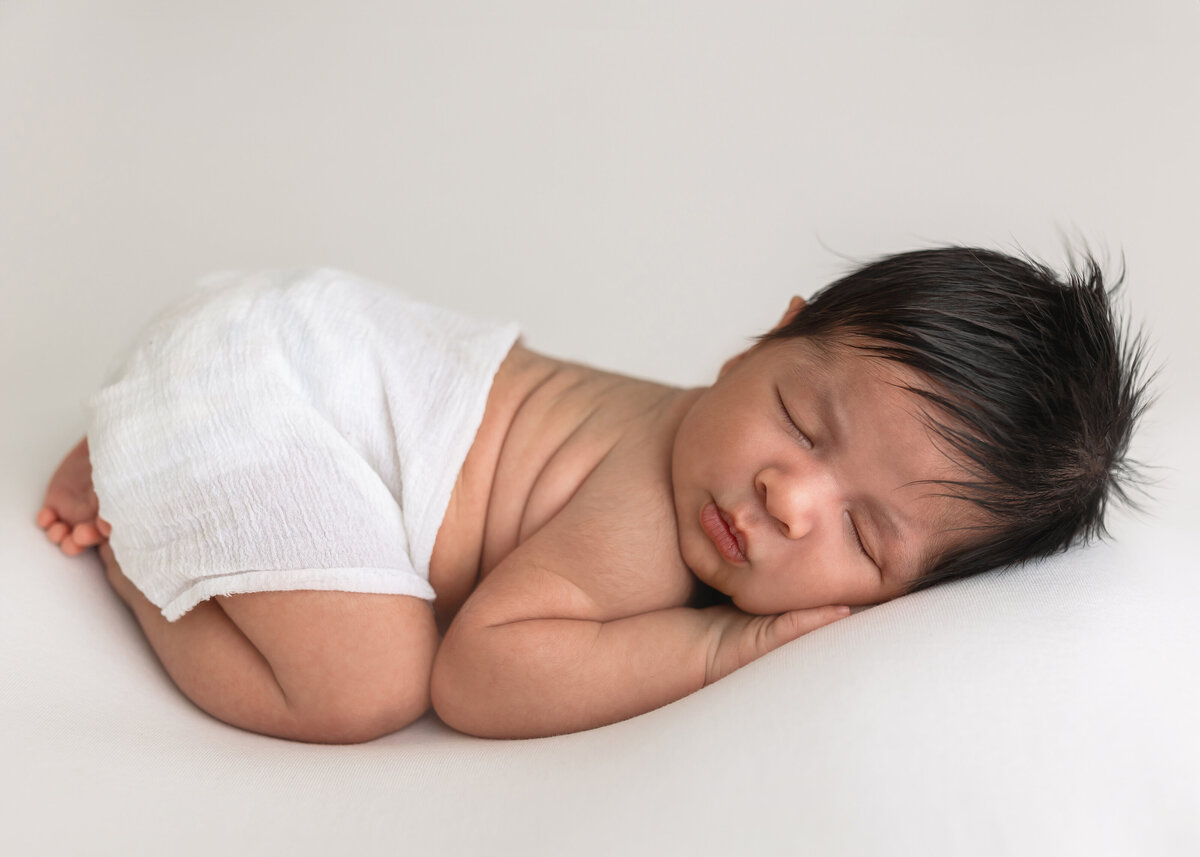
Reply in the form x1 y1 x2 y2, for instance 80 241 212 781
719 296 807 380
774 295 807 332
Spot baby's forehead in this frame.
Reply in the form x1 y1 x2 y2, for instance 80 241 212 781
765 334 944 404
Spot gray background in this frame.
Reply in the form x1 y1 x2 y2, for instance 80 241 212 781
3 2 1197 855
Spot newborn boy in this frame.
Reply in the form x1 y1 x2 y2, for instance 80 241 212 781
37 247 1146 742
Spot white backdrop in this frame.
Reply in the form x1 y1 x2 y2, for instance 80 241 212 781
2 2 1197 855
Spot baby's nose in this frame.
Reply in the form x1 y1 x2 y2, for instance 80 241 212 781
756 465 836 539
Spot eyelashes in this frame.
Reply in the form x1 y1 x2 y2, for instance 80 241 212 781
775 388 813 448
847 513 871 561
848 514 878 568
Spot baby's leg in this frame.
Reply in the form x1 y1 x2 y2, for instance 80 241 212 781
37 436 111 556
43 435 436 742
98 542 438 744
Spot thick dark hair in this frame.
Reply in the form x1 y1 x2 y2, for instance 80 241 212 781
759 245 1152 593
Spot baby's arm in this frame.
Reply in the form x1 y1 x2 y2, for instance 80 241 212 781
432 561 845 738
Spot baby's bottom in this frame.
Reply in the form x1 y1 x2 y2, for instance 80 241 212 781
41 436 437 744
96 543 438 743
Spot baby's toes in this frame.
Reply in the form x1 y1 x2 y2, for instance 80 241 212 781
36 507 58 530
60 534 86 557
71 522 104 547
42 491 98 529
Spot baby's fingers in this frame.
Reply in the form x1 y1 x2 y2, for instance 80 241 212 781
706 604 852 686
773 605 851 647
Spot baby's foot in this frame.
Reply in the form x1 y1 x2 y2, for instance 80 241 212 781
37 436 112 557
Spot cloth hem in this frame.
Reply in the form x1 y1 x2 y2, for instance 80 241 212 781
158 566 437 622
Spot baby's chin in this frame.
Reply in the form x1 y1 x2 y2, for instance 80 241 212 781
732 592 863 616
729 593 802 616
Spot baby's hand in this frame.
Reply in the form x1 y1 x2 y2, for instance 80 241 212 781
37 436 112 557
703 603 850 686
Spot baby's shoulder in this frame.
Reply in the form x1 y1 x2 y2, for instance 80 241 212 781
507 435 695 615
516 372 699 608
463 351 697 612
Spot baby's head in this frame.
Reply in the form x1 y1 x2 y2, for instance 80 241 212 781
757 245 1151 596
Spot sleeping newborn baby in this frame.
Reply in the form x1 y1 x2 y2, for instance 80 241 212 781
36 247 1147 742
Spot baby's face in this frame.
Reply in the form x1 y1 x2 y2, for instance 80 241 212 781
671 335 974 613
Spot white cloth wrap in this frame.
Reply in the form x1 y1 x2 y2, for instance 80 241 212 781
86 268 519 621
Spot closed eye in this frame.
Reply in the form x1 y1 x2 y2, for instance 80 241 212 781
775 387 813 448
847 512 878 569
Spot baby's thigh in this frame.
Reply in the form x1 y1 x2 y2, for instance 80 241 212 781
216 589 439 736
